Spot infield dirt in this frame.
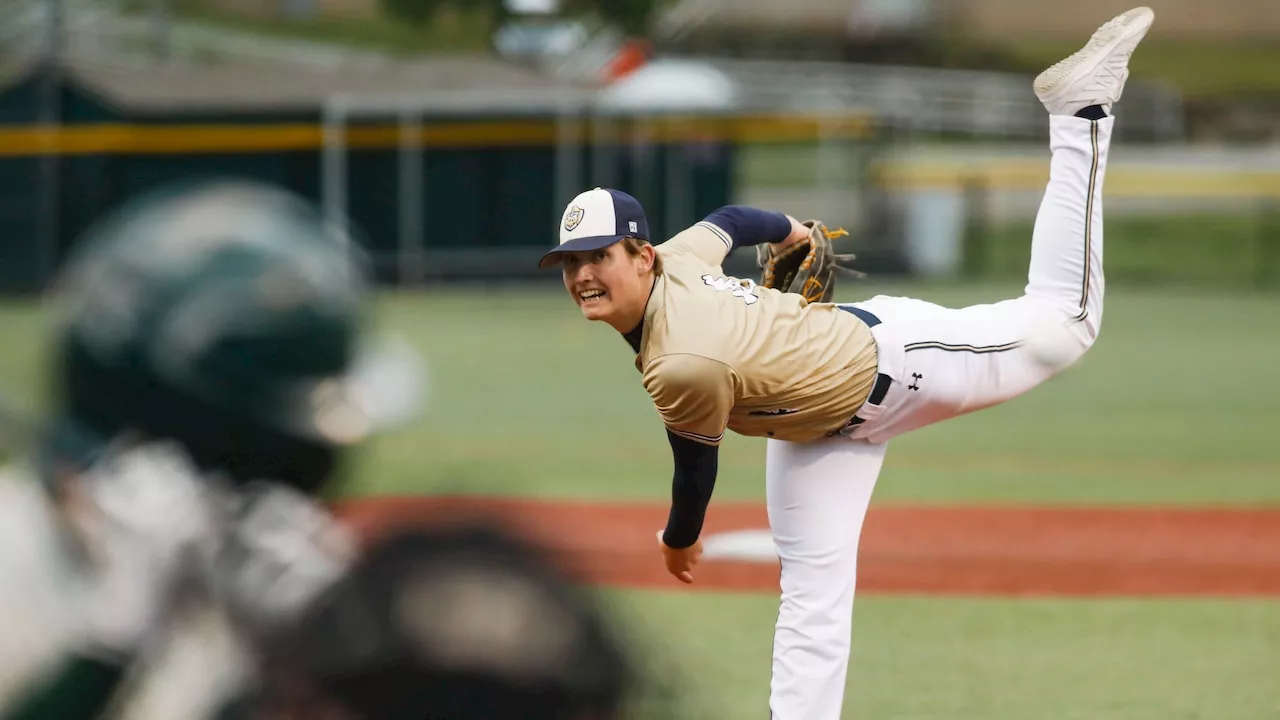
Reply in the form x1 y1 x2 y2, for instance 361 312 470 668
335 497 1280 597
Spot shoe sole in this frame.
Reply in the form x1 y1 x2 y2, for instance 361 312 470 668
1033 6 1155 107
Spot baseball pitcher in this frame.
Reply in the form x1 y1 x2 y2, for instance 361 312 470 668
537 8 1154 718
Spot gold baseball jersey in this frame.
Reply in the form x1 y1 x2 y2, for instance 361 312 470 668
635 221 879 445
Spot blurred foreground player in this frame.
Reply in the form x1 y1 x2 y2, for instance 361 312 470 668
0 179 424 719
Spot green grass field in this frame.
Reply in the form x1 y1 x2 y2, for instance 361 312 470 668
1 281 1277 718
607 592 1280 719
374 280 1280 506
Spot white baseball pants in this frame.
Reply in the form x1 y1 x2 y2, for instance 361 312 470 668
766 114 1113 719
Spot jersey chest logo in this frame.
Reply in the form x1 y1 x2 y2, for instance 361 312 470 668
701 274 759 305
748 407 797 416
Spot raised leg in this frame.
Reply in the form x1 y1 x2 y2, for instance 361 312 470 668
1024 113 1111 347
765 436 887 720
1023 4 1156 348
844 8 1154 444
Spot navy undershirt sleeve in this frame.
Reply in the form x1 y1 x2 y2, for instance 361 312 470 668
658 207 787 548
702 206 791 251
662 429 719 549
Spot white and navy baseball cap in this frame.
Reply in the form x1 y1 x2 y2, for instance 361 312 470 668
538 187 650 269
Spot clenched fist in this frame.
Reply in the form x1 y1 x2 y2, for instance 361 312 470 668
656 530 703 585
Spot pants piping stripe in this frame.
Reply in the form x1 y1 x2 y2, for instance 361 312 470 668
1073 120 1100 323
904 340 1023 354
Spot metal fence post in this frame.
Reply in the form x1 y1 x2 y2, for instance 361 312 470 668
34 0 65 290
1258 197 1279 291
961 176 989 281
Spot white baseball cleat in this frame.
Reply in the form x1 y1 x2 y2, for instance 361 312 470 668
1034 6 1155 116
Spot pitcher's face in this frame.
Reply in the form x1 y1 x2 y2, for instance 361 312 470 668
560 242 654 328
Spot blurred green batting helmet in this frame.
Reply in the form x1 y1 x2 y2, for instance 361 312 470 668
41 179 424 494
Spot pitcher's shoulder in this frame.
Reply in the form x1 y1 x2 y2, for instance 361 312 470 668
656 223 733 268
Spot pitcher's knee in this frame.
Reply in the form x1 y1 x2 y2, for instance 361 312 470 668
1070 307 1103 355
1083 308 1103 347
1025 308 1099 368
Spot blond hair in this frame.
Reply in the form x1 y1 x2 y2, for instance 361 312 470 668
620 236 663 276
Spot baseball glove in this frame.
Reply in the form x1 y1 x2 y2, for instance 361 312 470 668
756 220 865 304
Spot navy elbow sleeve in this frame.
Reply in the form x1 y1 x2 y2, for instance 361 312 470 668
703 206 791 250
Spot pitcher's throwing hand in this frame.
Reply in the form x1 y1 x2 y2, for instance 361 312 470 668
656 530 702 584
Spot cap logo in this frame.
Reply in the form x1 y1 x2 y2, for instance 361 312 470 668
564 205 584 232
629 221 638 233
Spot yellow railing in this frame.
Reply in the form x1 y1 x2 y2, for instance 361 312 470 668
876 160 1280 199
0 113 878 157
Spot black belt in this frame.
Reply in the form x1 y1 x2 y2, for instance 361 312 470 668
834 305 891 432
840 304 881 329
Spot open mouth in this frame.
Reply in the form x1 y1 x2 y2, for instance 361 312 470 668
578 289 607 305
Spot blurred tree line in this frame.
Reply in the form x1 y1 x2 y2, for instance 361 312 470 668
380 0 666 35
